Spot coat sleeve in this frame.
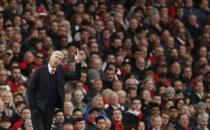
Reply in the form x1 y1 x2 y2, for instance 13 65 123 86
27 69 40 108
64 63 81 81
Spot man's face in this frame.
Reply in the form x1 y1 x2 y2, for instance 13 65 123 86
132 99 141 111
112 110 122 122
73 111 83 119
198 117 209 127
12 68 21 81
49 53 63 68
21 109 31 119
169 108 178 119
106 70 115 81
64 102 73 116
161 113 169 125
194 82 204 93
179 114 189 128
205 98 210 109
152 117 162 129
75 120 86 130
152 96 161 105
55 112 64 124
62 124 74 130
96 119 106 130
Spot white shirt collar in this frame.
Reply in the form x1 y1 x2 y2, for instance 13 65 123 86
48 64 56 74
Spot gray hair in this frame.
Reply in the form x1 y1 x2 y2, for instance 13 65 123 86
51 51 64 59
197 112 209 122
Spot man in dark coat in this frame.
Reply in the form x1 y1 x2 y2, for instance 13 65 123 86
28 50 81 130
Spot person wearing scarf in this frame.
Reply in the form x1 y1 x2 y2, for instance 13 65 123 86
123 97 143 129
110 109 124 130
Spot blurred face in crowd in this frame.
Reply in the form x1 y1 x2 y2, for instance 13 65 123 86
90 58 102 71
112 80 123 92
161 113 170 126
112 38 122 49
62 123 74 130
181 105 190 115
74 120 86 130
179 114 189 128
165 100 175 110
138 121 145 130
152 95 161 105
183 67 192 79
105 69 115 81
73 110 83 119
152 116 162 129
73 90 84 103
205 98 210 109
106 54 115 64
89 42 99 53
143 78 154 91
194 81 204 93
0 69 7 82
169 108 178 119
170 62 181 76
105 118 111 130
110 93 119 106
174 80 184 91
12 67 21 81
6 26 14 39
51 21 59 32
176 99 185 110
2 91 13 105
198 46 207 58
55 111 64 124
21 108 31 119
118 91 126 105
112 109 122 122
126 78 137 89
0 44 6 54
11 41 21 55
129 18 139 29
96 118 106 130
94 20 104 32
131 99 141 111
49 51 64 68
197 113 209 129
200 0 209 11
64 101 74 116
93 79 103 92
0 99 4 113
185 0 193 8
135 56 145 70
24 51 34 63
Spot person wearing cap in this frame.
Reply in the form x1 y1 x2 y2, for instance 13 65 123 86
163 87 176 102
190 101 207 126
28 50 81 130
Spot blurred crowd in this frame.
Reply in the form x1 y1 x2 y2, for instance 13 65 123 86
0 0 209 130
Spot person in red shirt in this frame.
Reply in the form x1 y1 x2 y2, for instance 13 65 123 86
110 109 124 130
12 107 31 130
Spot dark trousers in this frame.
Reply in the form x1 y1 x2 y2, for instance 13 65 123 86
31 107 54 130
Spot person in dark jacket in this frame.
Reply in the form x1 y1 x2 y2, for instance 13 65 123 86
123 97 143 130
28 50 81 130
175 113 197 130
